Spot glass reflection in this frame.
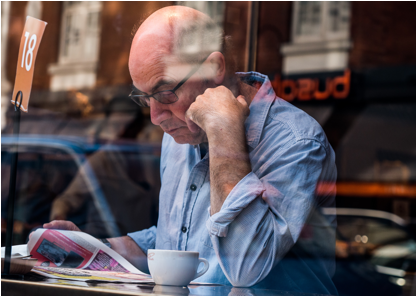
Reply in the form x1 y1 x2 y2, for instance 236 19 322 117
0 2 415 296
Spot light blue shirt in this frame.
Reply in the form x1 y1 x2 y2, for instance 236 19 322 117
128 72 338 294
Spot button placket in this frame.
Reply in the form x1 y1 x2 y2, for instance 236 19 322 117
179 156 209 251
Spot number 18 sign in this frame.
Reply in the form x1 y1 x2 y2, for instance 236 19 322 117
11 16 47 112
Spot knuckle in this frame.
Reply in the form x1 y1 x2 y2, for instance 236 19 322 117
186 108 194 120
221 85 229 93
188 102 196 111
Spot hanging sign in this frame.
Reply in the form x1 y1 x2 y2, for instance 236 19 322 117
11 16 47 112
271 70 351 102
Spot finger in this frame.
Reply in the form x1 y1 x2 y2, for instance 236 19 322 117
43 221 61 229
43 221 55 229
185 108 203 133
236 95 247 107
43 220 80 231
236 95 250 116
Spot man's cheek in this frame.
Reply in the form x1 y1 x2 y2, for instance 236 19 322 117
173 128 205 144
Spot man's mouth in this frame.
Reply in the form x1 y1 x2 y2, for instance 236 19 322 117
165 127 180 134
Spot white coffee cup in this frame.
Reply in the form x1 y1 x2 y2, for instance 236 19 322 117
147 249 209 286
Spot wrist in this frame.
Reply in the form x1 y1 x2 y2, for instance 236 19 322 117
206 122 246 147
99 238 111 248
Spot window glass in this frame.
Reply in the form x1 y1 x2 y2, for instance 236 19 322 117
0 2 415 296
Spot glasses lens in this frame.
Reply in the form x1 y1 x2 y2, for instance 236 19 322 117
154 91 178 104
130 95 150 107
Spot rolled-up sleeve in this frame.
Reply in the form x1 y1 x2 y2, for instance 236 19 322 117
127 226 157 254
206 139 330 287
206 172 264 237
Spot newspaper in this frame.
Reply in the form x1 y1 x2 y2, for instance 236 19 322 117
27 228 153 283
32 267 153 283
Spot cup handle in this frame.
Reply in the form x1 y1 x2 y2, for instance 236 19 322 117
193 258 209 280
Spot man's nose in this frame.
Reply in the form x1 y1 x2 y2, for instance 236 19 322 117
150 98 172 126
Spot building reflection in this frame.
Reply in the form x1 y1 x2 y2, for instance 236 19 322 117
1 1 415 295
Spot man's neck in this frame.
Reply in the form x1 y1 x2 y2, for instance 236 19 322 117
199 142 209 159
238 79 258 106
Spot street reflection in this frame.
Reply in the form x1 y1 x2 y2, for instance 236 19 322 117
1 1 415 296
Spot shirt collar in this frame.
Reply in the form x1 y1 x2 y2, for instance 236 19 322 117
236 72 276 149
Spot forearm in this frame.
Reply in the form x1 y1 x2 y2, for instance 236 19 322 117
209 198 291 287
107 236 149 273
207 125 251 215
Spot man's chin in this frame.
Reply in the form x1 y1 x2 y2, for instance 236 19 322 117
169 130 207 145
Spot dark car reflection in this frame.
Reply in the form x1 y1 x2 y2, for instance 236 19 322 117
1 134 161 242
324 207 416 296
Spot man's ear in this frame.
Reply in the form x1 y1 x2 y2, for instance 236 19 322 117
207 52 226 85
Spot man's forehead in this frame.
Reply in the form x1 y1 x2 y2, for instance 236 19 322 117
129 33 169 81
130 34 196 78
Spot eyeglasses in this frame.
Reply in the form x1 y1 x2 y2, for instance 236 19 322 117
129 56 208 108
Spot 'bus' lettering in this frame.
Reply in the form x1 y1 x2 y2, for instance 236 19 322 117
272 69 351 101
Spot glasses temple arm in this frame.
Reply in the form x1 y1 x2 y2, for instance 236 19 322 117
173 55 210 92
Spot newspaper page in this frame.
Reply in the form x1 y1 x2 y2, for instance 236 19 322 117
28 229 148 279
32 266 153 283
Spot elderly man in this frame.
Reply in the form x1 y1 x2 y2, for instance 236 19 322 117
44 6 337 294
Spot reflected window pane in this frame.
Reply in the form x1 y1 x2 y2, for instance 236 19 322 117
328 2 350 33
296 1 322 37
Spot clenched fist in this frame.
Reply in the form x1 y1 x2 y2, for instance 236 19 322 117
185 86 250 137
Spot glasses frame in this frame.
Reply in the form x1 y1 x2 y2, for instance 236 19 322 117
129 56 209 107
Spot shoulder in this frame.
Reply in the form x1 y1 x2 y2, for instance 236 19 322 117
263 97 331 153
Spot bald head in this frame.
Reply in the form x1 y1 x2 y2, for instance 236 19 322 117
133 5 213 45
129 6 224 79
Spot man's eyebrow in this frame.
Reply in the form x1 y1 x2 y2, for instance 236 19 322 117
151 79 175 93
132 84 147 95
132 79 176 95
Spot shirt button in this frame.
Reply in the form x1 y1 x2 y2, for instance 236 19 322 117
181 226 187 233
190 184 197 191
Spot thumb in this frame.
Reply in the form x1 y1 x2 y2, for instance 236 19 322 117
185 109 202 133
236 95 250 116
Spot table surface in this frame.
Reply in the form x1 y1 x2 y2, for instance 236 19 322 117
1 273 306 296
